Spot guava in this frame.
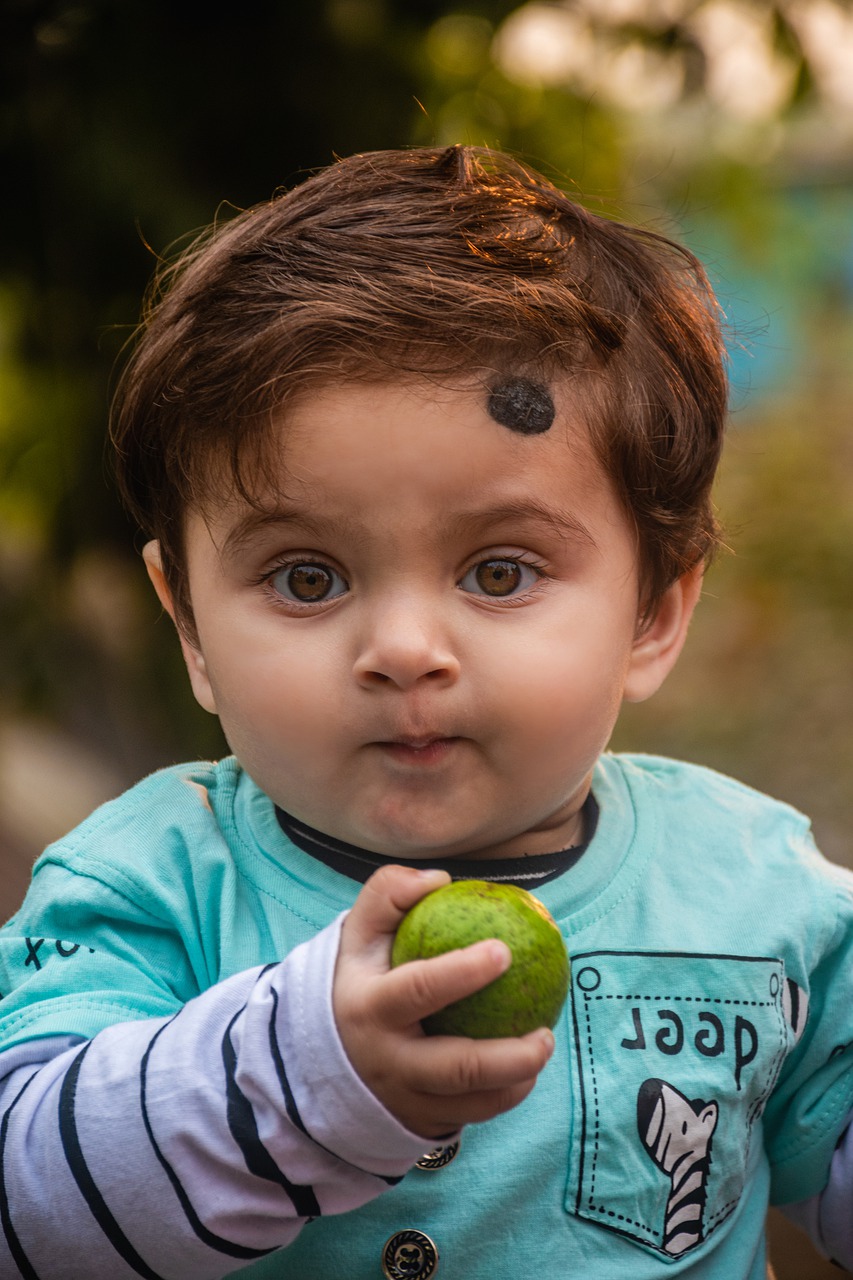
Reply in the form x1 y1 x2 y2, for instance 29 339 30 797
391 879 570 1038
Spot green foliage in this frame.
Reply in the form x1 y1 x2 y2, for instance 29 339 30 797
614 371 853 864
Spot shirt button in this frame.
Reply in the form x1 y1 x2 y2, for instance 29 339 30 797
415 1138 460 1171
382 1228 439 1278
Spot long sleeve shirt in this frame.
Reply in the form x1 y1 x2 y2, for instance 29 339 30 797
3 754 853 1278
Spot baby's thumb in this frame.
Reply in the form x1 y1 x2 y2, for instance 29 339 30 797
341 864 450 961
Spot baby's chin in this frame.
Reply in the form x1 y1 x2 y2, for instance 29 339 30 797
266 767 590 861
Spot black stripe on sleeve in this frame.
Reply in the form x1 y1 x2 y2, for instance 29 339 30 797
0 1070 42 1280
59 1042 166 1280
139 1018 275 1261
266 985 403 1188
222 1008 322 1219
267 985 309 1137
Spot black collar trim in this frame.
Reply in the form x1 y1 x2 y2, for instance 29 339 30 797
274 794 598 889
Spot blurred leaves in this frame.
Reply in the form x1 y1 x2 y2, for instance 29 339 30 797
614 372 853 863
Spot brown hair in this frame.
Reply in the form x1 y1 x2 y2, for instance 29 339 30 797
110 145 728 636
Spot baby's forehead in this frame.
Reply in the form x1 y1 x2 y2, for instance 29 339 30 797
191 370 584 518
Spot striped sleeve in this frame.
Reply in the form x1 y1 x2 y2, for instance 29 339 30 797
815 1118 853 1268
0 915 427 1279
760 1118 853 1272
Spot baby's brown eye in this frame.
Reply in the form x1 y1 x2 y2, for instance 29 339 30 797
271 562 347 603
459 558 540 599
476 560 521 596
289 565 331 600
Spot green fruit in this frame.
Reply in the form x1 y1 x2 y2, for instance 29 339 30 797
391 880 570 1038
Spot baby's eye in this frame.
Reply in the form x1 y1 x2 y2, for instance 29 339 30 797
270 562 348 604
459 558 539 598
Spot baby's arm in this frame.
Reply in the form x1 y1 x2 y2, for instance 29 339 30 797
0 865 552 1278
818 1120 853 1266
1 917 409 1278
779 1120 853 1269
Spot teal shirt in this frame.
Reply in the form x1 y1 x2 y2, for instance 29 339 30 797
2 753 853 1277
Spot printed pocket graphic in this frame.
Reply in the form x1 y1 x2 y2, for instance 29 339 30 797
568 952 805 1260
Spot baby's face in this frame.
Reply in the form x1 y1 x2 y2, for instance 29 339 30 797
172 379 672 859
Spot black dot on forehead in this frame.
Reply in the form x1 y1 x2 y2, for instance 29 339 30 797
487 377 555 435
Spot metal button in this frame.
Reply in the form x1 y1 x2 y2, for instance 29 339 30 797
382 1228 439 1278
415 1138 460 1171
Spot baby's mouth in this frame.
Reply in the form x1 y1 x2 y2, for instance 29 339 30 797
376 735 461 766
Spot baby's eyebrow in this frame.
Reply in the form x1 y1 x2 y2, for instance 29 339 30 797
446 500 597 548
218 507 359 560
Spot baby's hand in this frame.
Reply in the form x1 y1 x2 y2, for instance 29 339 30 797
333 864 555 1139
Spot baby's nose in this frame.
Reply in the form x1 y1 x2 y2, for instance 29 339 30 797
352 599 461 691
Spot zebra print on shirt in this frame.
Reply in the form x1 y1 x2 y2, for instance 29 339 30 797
637 1077 718 1258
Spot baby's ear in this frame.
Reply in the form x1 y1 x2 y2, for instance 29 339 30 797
142 542 217 715
622 563 704 705
142 541 176 620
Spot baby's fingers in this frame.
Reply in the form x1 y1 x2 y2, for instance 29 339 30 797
404 1027 555 1099
390 1028 555 1134
380 939 513 1028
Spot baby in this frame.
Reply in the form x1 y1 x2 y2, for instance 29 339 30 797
0 145 851 1279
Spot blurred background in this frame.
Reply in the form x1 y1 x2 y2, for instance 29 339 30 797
1 2 851 1273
